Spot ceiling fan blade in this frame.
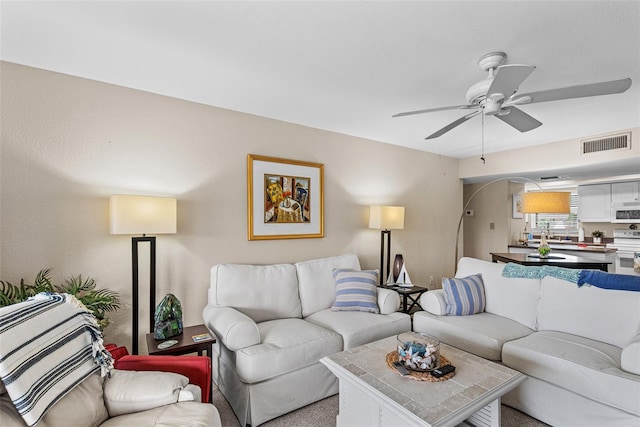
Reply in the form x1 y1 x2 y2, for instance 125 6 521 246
510 78 632 104
495 106 542 132
393 104 476 118
487 64 536 100
425 110 481 139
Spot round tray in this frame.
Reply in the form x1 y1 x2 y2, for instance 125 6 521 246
386 351 455 382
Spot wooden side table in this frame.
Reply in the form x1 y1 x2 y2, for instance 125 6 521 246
145 324 216 403
146 324 216 357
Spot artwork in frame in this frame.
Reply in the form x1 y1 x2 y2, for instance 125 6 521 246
512 194 524 219
247 154 324 240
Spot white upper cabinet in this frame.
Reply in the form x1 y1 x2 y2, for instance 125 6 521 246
578 184 611 222
611 181 640 204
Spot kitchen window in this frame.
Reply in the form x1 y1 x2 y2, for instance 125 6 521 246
529 191 578 233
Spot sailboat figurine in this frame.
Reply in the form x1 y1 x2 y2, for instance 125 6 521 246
387 264 413 287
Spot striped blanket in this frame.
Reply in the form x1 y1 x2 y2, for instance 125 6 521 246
0 293 113 426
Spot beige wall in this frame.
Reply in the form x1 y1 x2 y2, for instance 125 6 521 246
459 128 639 180
0 62 461 351
462 181 525 261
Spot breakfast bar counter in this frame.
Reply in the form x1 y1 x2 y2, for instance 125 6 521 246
491 252 611 272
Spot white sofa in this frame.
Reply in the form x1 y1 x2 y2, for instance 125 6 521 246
413 257 640 427
202 254 411 426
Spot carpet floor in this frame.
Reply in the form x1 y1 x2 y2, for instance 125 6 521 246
213 387 550 426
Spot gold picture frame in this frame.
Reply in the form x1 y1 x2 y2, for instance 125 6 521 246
247 154 324 240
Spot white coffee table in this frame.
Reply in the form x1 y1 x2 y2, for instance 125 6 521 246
320 335 526 427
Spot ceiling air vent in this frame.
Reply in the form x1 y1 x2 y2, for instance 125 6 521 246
581 132 631 155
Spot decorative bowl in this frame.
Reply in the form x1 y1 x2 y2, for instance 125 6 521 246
397 332 440 372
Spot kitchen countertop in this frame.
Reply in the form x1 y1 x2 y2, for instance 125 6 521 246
492 252 611 271
509 240 617 253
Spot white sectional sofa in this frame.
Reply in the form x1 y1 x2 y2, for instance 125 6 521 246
413 257 640 427
202 254 411 426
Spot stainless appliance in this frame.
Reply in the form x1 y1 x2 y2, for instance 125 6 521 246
607 229 640 276
611 203 640 223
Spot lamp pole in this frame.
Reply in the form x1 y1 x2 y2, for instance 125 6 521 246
131 235 156 355
379 229 391 285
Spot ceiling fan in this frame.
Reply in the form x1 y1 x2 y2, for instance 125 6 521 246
393 52 632 140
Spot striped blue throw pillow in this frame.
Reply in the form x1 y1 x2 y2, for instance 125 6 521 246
331 269 380 313
442 274 486 316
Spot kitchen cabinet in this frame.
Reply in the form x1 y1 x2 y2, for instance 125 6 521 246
578 183 611 222
611 181 640 204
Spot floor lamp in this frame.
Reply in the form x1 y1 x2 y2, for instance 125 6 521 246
454 177 570 269
110 195 177 354
369 206 405 285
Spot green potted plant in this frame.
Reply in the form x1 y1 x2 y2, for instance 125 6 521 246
538 232 551 258
591 230 604 244
0 269 120 330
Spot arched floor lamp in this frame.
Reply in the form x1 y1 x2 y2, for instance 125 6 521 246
454 177 570 269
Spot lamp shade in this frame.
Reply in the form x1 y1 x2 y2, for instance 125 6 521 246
521 192 571 214
369 206 405 230
110 195 177 235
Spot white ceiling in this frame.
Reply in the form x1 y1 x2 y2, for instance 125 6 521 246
2 1 639 163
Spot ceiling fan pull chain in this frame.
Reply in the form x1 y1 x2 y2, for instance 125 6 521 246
480 106 486 164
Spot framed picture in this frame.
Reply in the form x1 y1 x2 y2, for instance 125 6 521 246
512 194 524 219
247 154 324 240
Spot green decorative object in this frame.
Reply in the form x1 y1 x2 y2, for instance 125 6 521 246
538 233 551 258
154 293 183 340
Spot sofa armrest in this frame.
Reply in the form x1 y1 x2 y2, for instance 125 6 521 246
419 289 446 315
203 305 260 351
114 355 211 403
179 384 202 403
622 335 640 375
377 288 401 314
103 369 187 417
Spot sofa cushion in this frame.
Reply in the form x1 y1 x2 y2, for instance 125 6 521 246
442 274 486 315
503 331 640 416
331 269 379 313
104 370 188 417
456 257 541 329
210 263 301 322
538 276 640 348
412 311 534 361
305 308 411 350
235 318 343 383
295 254 361 317
100 401 222 427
